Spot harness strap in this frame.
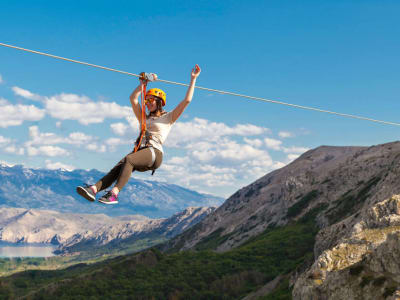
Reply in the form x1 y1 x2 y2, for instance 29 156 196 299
134 79 157 176
148 147 156 167
134 82 147 153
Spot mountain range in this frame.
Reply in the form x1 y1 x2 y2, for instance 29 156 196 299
0 164 224 218
0 206 215 255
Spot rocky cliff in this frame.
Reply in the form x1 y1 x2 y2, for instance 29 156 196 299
293 195 400 300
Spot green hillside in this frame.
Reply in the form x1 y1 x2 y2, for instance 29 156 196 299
0 213 318 300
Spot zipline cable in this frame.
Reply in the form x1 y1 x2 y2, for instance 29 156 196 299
1 42 399 127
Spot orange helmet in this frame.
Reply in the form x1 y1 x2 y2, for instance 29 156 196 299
146 88 166 106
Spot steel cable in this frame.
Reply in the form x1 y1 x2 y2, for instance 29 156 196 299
1 42 399 127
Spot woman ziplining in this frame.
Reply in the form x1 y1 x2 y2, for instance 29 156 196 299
76 64 201 204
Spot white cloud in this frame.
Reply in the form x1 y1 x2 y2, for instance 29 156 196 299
0 135 11 147
0 98 8 105
7 86 140 129
167 156 190 165
86 143 107 153
272 161 286 169
56 121 62 128
264 137 282 150
0 136 24 155
111 122 128 136
68 132 94 145
156 134 277 192
26 126 95 147
244 138 263 148
4 145 25 155
287 154 300 161
26 145 70 157
45 160 75 171
12 86 43 101
27 126 65 145
278 131 294 138
0 103 45 128
105 137 131 152
24 126 131 154
45 93 131 125
282 146 309 154
0 74 3 84
165 117 269 148
49 93 91 104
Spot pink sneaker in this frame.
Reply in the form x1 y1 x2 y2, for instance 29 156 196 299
98 190 118 205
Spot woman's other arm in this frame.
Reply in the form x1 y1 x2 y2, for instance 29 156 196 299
171 64 201 123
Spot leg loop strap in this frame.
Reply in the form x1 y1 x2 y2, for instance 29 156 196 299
148 147 156 167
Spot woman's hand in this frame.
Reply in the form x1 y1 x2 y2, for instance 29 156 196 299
191 64 201 80
140 73 158 84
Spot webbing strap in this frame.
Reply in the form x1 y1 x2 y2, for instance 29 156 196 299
148 147 156 167
141 83 147 132
134 82 147 153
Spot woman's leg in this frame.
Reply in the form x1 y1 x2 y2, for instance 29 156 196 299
94 157 126 192
114 148 156 191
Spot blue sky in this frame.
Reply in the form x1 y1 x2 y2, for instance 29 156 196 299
0 1 399 198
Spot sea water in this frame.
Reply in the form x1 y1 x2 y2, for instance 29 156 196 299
0 241 56 257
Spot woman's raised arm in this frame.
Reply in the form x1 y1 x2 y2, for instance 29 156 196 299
129 83 144 123
171 64 201 123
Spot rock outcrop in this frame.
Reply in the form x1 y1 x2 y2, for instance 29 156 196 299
293 195 400 300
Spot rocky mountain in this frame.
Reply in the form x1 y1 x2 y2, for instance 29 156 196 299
0 164 224 218
162 142 400 253
0 206 215 254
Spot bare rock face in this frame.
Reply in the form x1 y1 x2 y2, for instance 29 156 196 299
293 195 400 300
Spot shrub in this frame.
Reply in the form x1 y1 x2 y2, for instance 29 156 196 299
287 190 319 218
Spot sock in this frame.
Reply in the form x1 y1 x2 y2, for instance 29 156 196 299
111 187 119 196
90 185 97 194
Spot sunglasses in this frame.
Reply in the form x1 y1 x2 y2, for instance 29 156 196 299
145 97 157 104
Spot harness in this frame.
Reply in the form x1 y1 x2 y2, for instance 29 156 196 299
133 73 157 175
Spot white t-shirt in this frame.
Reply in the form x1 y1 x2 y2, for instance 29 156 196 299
145 111 174 153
